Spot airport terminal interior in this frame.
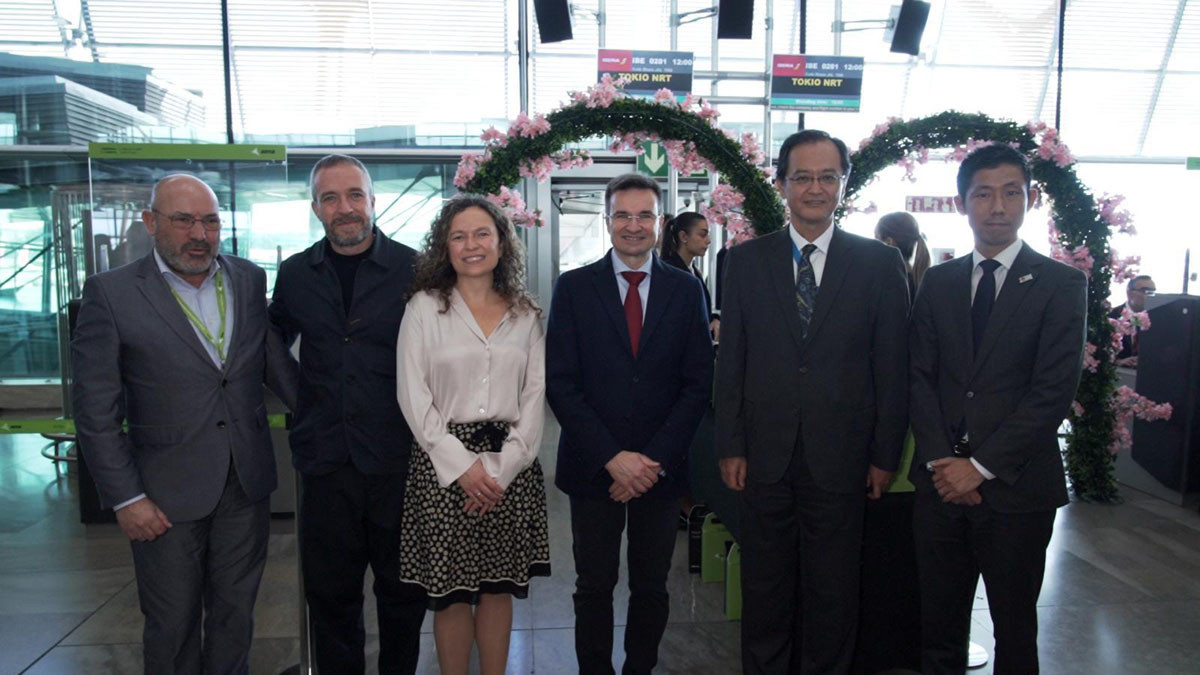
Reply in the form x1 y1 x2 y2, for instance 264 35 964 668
2 0 1200 673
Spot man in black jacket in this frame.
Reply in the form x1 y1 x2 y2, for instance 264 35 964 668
269 154 424 674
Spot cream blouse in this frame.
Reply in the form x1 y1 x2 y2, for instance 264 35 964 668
396 288 546 490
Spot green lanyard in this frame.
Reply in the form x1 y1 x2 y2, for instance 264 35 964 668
169 269 227 361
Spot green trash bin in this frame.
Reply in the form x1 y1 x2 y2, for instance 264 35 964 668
725 542 742 620
701 513 734 583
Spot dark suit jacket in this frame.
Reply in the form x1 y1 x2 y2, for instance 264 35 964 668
269 229 418 476
714 226 911 492
547 251 714 500
72 253 297 522
908 243 1087 513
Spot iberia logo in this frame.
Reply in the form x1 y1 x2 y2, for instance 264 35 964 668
772 55 807 76
597 49 634 72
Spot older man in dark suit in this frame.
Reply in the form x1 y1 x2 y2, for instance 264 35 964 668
715 130 911 673
909 144 1086 674
548 173 713 675
72 174 296 674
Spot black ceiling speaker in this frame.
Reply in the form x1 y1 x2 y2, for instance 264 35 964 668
533 0 573 44
717 0 754 40
890 0 931 55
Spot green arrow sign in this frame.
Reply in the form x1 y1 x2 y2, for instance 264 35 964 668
635 142 707 178
639 143 668 176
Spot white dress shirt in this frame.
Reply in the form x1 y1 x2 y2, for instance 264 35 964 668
965 238 1025 481
788 222 836 286
396 289 546 490
612 250 652 321
970 239 1023 303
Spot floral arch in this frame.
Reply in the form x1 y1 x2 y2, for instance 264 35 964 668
457 81 1167 504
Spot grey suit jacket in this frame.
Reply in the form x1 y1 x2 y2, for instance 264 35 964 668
72 253 297 522
908 243 1087 512
715 226 911 492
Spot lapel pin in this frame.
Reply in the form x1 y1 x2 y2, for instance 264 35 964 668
1019 274 1034 284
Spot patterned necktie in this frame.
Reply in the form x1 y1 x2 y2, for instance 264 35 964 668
795 243 818 338
972 258 1001 355
621 271 647 357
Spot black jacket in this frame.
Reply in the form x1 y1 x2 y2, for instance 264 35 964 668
269 228 418 476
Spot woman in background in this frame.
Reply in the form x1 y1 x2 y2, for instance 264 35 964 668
660 211 719 339
397 195 549 675
874 210 931 298
853 211 929 674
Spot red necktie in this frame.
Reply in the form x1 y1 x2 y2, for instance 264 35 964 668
622 271 647 357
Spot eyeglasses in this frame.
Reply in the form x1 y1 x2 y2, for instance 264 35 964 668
1130 287 1156 295
608 212 659 226
153 209 222 232
785 173 845 188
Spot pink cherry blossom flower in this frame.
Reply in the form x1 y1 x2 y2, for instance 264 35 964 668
1097 193 1136 235
480 127 507 146
454 152 485 189
653 88 675 105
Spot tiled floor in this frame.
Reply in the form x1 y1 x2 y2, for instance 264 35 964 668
3 417 1200 674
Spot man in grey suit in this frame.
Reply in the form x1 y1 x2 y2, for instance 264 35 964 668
715 130 911 673
909 144 1086 673
72 174 296 674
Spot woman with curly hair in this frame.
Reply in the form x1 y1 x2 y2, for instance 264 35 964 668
395 194 549 675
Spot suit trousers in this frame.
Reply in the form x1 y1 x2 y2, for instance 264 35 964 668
738 442 865 674
130 465 269 675
569 494 679 675
299 463 427 675
913 490 1055 675
852 491 921 674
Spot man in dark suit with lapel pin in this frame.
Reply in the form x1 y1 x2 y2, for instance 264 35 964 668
269 155 426 674
715 130 911 673
547 173 713 674
909 144 1086 674
72 174 297 674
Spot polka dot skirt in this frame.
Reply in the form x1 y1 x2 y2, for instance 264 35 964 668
399 421 550 610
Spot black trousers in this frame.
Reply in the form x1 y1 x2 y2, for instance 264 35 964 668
569 494 679 675
130 466 269 675
738 446 865 674
852 491 921 674
299 463 427 675
913 490 1055 675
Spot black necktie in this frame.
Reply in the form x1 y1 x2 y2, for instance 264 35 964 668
795 244 818 338
972 259 1001 355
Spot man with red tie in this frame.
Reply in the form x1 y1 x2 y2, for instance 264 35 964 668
547 173 714 674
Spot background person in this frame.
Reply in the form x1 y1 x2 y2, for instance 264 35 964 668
851 211 930 674
660 211 720 339
396 195 550 675
1109 274 1155 367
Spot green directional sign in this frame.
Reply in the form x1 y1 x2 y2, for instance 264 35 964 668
638 142 669 176
1188 157 1200 170
0 414 289 435
89 143 286 162
636 142 707 178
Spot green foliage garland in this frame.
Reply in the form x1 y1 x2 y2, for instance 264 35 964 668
462 97 786 233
